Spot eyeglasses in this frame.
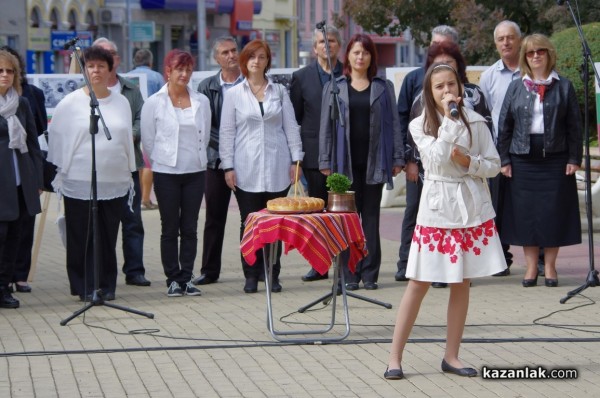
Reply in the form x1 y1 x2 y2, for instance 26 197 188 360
525 48 548 58
0 68 15 75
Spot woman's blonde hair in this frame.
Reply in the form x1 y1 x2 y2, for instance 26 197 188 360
0 50 22 95
519 33 557 78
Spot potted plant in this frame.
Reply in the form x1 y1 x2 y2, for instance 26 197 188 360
326 173 357 212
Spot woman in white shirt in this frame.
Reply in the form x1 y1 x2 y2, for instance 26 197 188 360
219 40 304 294
48 46 135 302
141 49 210 298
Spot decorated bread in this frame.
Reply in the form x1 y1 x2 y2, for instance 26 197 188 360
267 197 325 213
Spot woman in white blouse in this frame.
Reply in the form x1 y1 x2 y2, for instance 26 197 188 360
220 39 304 294
48 46 135 302
141 49 210 298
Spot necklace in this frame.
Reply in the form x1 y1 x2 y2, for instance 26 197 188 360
249 80 266 96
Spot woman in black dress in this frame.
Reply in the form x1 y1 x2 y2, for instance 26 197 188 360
498 33 582 288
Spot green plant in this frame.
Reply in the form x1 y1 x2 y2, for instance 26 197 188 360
326 173 352 193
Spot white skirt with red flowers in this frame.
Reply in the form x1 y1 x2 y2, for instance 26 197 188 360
406 219 507 283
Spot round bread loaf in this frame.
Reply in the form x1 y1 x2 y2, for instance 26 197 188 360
267 197 325 212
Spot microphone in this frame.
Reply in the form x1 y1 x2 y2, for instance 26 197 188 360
63 37 79 50
316 20 327 29
449 101 459 118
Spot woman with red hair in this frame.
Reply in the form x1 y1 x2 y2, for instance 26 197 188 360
141 49 211 298
220 39 304 294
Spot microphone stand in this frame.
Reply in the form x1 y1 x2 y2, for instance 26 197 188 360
299 22 392 313
60 42 154 325
558 0 600 304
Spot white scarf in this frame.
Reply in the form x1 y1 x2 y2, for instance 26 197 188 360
0 87 28 153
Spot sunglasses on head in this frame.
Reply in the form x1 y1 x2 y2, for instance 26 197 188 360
525 48 548 58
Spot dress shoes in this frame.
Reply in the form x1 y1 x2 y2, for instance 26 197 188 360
493 268 511 277
345 282 359 291
244 278 258 293
302 268 329 282
384 366 404 380
363 282 378 290
431 282 448 288
394 272 408 282
104 292 116 301
15 283 32 293
545 278 558 287
522 270 539 287
192 274 218 285
126 274 151 286
0 287 20 309
441 359 478 377
271 280 282 293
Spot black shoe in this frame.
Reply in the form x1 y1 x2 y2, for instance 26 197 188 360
126 274 151 286
384 366 404 380
493 268 510 277
522 270 539 287
192 274 218 285
104 292 116 301
15 283 32 293
302 268 329 282
441 359 478 377
544 278 558 287
0 287 20 308
345 282 359 291
79 294 93 302
431 282 447 288
364 282 378 290
271 280 282 293
244 278 258 293
395 272 408 282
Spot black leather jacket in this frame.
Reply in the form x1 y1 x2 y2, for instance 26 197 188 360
197 72 224 169
497 75 582 166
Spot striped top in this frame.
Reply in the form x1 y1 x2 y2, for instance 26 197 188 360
219 78 304 192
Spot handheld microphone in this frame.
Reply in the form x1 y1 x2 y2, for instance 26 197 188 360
449 101 459 118
63 37 79 50
316 20 327 29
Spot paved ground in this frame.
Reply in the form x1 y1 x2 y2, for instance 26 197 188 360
1 193 600 397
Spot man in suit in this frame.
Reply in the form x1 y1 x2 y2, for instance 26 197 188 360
93 38 150 287
290 25 343 282
193 37 243 285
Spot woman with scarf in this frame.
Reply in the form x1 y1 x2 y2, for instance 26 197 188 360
319 33 404 291
497 34 582 288
0 49 43 308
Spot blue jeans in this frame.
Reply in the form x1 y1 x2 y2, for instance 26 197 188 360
154 171 205 287
121 171 145 278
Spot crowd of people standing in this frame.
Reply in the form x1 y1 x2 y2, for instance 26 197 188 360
0 25 585 385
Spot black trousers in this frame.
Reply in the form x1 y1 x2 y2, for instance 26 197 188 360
345 170 383 284
154 171 205 287
233 187 289 280
302 168 328 203
0 187 27 288
200 167 232 280
13 212 35 282
489 173 513 266
396 176 423 275
64 195 125 297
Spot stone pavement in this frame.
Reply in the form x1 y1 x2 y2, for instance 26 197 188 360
1 193 600 397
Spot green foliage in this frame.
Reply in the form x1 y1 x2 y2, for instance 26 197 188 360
326 173 352 193
552 23 600 141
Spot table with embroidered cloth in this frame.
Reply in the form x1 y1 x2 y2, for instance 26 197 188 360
240 210 368 342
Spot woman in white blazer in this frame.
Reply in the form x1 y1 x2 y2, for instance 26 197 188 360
141 49 210 298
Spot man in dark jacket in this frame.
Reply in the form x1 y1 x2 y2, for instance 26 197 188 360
289 25 343 282
193 37 243 285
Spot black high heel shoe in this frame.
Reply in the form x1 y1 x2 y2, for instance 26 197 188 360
522 270 539 287
544 278 558 287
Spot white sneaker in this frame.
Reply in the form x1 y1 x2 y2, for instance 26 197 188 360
185 281 202 296
167 281 183 297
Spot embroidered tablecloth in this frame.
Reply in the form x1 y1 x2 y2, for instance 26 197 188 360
240 210 367 275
